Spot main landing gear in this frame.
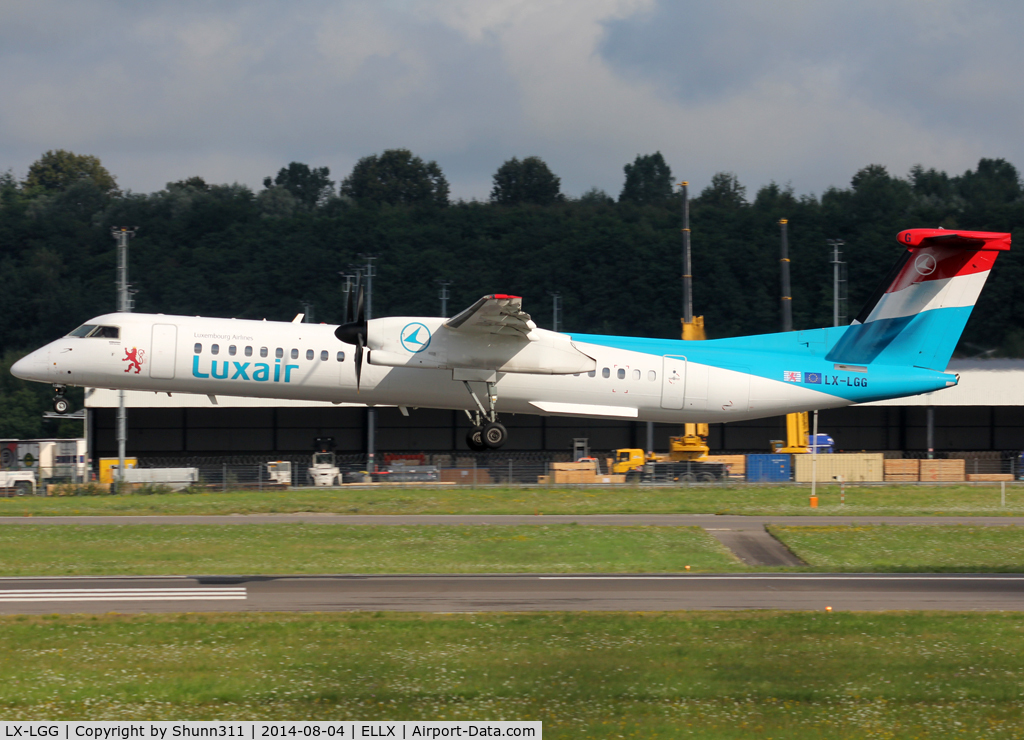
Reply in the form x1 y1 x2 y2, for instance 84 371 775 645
52 385 71 415
463 380 507 451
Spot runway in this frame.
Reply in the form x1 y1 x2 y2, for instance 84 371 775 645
0 572 1020 613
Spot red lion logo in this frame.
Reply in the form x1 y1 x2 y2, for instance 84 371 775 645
123 347 145 374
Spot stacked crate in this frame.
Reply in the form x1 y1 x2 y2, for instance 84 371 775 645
919 459 966 482
884 458 920 482
704 454 746 478
547 461 627 484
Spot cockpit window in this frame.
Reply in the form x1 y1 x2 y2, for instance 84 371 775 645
68 324 119 339
68 325 97 337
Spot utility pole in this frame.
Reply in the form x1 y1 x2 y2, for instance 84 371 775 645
300 301 314 323
361 255 377 473
438 280 452 318
827 239 846 327
549 291 561 332
680 181 705 340
779 220 792 332
111 227 135 487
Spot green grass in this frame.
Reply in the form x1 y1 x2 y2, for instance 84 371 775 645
1 523 1023 576
0 611 1020 737
6 483 1024 516
0 524 742 576
772 524 1024 572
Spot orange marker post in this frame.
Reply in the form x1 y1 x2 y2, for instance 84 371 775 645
809 495 818 508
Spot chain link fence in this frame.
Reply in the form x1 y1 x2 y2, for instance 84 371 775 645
8 450 1023 495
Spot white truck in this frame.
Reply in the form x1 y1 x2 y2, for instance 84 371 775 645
307 451 341 486
0 470 35 496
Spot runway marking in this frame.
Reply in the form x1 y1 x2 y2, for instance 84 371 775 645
0 588 246 602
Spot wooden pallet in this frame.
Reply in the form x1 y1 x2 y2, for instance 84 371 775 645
919 459 965 482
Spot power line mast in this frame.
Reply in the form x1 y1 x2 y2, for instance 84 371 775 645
111 226 136 486
549 291 561 332
438 279 452 318
827 239 847 327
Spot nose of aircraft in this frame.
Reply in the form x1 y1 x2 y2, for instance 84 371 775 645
10 349 49 382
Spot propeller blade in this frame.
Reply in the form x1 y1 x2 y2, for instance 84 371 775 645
354 335 364 391
354 284 365 324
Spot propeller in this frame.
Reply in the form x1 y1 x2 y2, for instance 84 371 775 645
335 284 367 390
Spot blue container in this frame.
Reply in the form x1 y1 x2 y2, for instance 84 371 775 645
746 453 791 482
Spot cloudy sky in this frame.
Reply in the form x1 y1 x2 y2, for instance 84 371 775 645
1 0 1021 200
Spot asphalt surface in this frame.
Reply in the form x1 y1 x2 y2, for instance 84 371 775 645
0 573 1020 613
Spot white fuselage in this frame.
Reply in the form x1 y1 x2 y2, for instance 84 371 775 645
14 312 850 424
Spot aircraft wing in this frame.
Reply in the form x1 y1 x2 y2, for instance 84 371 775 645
444 294 536 336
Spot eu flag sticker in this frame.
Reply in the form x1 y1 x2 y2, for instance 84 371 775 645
805 372 822 384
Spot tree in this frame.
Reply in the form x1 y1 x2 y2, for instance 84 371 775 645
957 158 1022 205
490 156 563 205
263 162 334 209
698 172 747 208
340 149 449 207
168 176 210 191
23 150 118 194
619 152 673 204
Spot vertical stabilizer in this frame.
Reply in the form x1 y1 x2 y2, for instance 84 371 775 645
826 229 1010 370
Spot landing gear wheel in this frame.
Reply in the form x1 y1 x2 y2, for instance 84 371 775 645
466 427 487 452
53 397 71 415
481 421 507 449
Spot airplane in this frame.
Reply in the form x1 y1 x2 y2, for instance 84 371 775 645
11 228 1010 451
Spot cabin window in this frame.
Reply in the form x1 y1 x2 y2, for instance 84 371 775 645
320 350 328 361
602 368 610 378
228 345 237 356
633 369 641 380
588 370 596 378
194 343 202 354
260 347 268 358
306 349 314 360
211 344 220 356
617 368 626 379
337 351 345 362
275 348 283 359
291 349 299 360
245 346 253 357
648 370 656 381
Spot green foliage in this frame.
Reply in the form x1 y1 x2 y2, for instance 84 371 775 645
619 151 673 204
23 150 118 194
262 162 334 209
340 149 449 206
2 152 1024 364
490 156 563 205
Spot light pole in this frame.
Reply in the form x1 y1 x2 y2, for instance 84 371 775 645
111 227 136 487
